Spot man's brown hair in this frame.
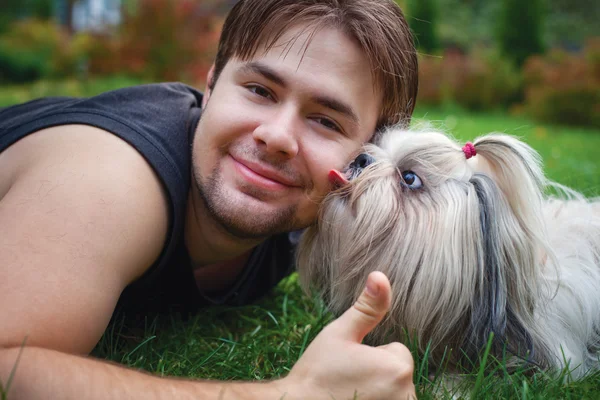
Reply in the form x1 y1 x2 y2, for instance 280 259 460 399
211 0 418 132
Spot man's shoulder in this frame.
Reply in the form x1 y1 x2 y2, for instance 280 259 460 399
1 124 170 283
1 82 199 222
85 82 203 109
3 123 170 209
83 82 203 114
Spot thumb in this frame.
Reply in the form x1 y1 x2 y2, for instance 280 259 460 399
328 271 392 343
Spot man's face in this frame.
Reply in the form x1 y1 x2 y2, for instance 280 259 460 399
191 25 381 239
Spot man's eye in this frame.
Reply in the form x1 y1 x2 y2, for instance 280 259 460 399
247 85 273 99
314 117 342 133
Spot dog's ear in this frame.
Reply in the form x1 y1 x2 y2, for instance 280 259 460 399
466 173 550 368
472 134 546 236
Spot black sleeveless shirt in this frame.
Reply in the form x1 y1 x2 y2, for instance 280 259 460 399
0 83 296 314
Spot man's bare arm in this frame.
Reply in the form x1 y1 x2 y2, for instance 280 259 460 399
0 347 287 400
0 273 415 400
0 125 169 353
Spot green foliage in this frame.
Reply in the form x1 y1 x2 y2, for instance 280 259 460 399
0 19 92 83
497 0 546 66
434 0 500 50
545 0 600 48
417 49 523 111
432 0 596 51
28 0 54 20
0 0 53 33
522 40 600 128
429 0 597 51
87 0 222 84
407 0 440 53
0 42 50 83
0 77 147 108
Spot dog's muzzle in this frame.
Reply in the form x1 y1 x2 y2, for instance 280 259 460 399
347 153 375 180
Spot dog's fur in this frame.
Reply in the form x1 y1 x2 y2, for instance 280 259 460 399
297 129 600 378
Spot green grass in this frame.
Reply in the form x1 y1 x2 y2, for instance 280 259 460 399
3 79 600 398
93 275 330 381
0 76 147 108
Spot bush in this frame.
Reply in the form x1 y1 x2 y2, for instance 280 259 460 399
0 19 91 83
523 39 600 128
497 0 545 67
407 0 439 53
0 42 50 83
417 48 523 111
88 0 222 85
0 0 53 34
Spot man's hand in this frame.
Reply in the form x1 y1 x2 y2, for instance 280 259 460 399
281 271 416 400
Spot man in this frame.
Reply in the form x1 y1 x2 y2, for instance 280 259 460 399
0 0 419 398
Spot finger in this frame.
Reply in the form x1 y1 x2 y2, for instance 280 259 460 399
328 271 392 343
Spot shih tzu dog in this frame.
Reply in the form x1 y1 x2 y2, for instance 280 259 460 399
297 128 600 378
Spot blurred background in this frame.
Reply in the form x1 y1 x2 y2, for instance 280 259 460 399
0 0 598 128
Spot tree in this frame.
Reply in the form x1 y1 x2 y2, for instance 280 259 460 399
497 0 545 66
544 0 600 48
0 0 53 33
53 0 78 34
407 0 440 53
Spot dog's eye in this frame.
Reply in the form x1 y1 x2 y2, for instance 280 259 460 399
401 171 422 189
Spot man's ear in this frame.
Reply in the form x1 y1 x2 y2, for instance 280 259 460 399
202 64 216 108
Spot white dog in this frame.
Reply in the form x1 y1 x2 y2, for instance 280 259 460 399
297 128 600 378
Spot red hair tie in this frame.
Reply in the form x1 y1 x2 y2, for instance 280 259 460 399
462 142 476 159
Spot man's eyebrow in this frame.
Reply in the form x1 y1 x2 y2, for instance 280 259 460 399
239 61 287 87
239 61 360 126
312 94 359 126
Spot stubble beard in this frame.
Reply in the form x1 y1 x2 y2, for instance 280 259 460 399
193 164 300 240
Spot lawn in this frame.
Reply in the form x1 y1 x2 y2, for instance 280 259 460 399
3 79 600 398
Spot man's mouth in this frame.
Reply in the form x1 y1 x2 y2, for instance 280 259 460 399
231 155 300 191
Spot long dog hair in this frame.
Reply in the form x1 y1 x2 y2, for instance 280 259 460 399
297 128 600 377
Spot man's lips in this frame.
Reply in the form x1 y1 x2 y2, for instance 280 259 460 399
231 156 299 190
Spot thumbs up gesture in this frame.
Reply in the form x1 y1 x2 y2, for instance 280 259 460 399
281 271 416 399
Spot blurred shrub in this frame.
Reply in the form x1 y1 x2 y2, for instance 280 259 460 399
545 0 600 49
88 0 221 85
497 0 545 67
523 38 600 128
0 0 53 34
0 20 91 83
407 0 439 53
417 48 522 111
0 76 147 108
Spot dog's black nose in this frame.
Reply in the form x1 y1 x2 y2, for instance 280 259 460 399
351 153 375 170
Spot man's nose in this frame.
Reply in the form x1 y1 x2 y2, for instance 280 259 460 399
253 107 300 159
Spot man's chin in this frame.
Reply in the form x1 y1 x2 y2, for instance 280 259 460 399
206 196 299 239
215 210 297 239
194 168 302 239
